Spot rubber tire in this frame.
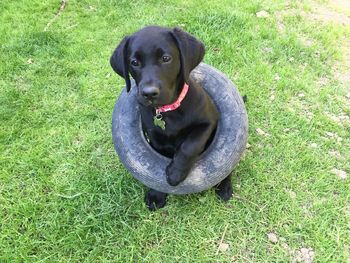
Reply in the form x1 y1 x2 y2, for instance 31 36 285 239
112 63 248 194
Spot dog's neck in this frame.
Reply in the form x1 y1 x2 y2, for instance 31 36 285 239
175 75 185 98
156 82 189 113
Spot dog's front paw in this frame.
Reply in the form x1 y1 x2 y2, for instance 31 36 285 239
145 189 167 211
166 162 188 186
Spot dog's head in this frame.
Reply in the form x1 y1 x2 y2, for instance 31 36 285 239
110 26 205 107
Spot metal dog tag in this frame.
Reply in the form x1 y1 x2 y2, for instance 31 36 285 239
153 113 166 130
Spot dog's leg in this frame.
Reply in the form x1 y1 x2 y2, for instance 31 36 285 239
215 174 233 201
166 123 215 186
145 189 168 211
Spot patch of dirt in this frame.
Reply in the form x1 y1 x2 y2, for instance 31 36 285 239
275 0 350 26
308 2 349 95
325 0 350 18
274 0 350 84
325 111 350 126
323 131 343 144
256 10 270 18
287 189 297 199
299 35 314 47
280 239 315 263
309 142 318 148
307 1 350 26
293 247 315 263
329 150 343 159
330 168 348 179
315 77 329 87
256 128 269 137
267 232 279 244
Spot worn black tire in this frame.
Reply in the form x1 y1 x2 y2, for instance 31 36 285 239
112 63 248 194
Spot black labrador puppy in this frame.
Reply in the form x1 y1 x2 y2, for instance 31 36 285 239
110 26 233 210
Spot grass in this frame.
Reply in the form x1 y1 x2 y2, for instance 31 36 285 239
1 0 349 262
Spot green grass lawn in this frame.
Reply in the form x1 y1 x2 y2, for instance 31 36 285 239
1 0 349 262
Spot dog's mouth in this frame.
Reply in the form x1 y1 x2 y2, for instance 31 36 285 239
137 86 177 108
137 95 160 107
137 97 152 106
137 94 171 108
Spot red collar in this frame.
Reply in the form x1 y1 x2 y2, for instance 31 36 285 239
156 83 189 113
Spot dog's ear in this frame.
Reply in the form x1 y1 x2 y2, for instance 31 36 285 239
110 36 131 92
169 27 205 83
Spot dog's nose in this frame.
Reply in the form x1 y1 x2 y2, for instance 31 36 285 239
142 86 160 100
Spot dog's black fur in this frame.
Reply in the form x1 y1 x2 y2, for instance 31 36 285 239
110 26 233 210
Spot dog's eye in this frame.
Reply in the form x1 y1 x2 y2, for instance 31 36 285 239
130 59 140 67
162 55 172 63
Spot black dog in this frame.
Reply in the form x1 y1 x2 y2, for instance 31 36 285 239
110 26 233 210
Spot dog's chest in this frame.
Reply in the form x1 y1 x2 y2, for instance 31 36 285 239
143 118 189 143
142 112 192 155
144 128 187 158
